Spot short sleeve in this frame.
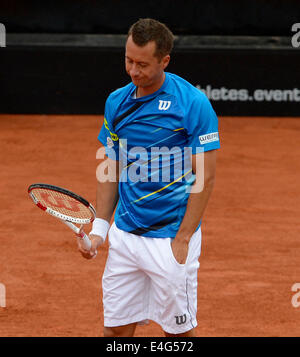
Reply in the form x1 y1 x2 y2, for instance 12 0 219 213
184 93 220 154
98 96 120 160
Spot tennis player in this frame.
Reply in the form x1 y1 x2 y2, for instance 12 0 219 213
78 18 220 337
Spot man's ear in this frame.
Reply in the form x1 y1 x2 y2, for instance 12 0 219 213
162 55 170 69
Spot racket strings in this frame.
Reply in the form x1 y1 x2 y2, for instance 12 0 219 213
32 188 93 220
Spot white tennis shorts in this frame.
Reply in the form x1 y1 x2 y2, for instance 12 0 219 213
102 222 202 334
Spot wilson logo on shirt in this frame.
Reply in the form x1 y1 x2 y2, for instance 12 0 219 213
158 100 171 111
199 132 219 145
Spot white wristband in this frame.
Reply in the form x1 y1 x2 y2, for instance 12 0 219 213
89 218 110 243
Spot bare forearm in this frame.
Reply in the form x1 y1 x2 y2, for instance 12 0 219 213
176 178 215 242
176 150 217 242
96 180 119 222
95 157 120 222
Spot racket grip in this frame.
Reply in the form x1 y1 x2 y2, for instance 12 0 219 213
78 230 92 250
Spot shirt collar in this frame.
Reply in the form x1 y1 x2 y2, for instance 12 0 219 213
129 72 169 102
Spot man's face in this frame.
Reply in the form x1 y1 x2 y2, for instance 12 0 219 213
125 35 170 89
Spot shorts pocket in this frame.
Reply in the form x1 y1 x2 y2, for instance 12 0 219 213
167 238 187 269
108 222 119 249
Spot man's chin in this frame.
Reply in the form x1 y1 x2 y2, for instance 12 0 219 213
132 78 145 86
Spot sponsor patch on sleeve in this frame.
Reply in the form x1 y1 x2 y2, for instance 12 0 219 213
199 132 219 145
107 137 114 148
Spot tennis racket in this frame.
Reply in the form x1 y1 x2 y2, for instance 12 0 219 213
28 183 96 251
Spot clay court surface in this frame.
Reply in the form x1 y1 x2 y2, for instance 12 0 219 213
0 114 299 337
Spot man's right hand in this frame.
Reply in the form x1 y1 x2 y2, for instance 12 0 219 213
77 229 104 259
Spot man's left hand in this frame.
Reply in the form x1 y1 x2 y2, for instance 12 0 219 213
171 237 189 265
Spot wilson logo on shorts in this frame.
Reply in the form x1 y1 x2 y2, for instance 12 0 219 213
175 314 187 325
158 100 171 111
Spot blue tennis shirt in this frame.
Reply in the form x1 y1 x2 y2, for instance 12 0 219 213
98 72 220 238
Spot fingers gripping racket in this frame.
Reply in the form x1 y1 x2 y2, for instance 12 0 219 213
28 183 96 251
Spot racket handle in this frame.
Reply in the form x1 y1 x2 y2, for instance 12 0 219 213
78 231 98 258
78 230 92 250
62 220 97 258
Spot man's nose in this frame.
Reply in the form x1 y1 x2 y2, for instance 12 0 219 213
130 64 140 77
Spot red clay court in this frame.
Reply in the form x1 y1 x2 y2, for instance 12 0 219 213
0 114 299 337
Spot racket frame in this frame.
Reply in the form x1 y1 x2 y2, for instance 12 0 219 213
28 183 96 251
